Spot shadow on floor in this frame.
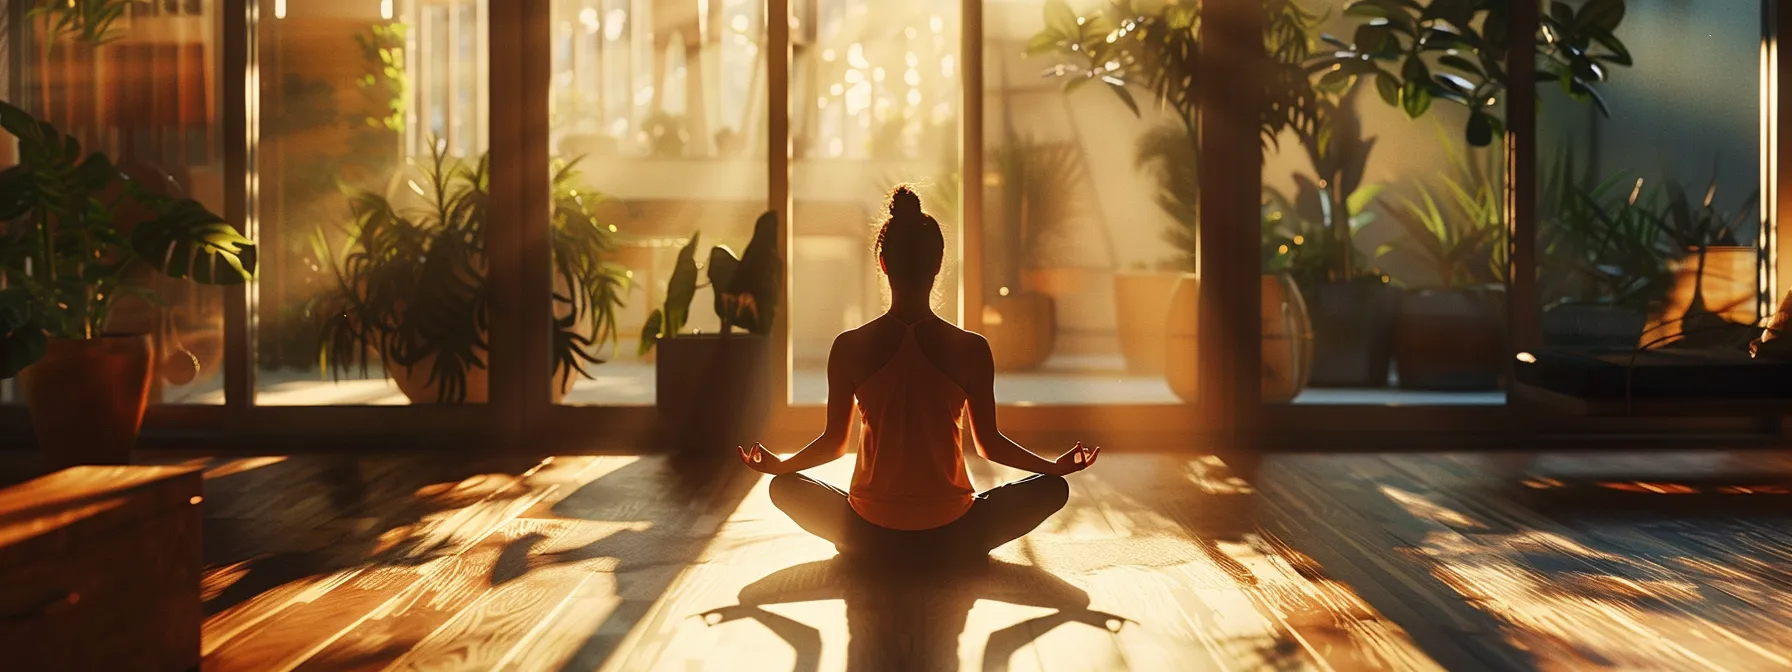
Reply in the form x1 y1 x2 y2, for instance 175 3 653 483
200 453 547 618
491 454 756 671
699 555 1130 672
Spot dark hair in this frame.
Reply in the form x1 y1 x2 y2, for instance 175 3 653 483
876 185 944 285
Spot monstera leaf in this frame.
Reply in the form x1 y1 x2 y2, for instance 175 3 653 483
129 197 258 284
0 288 44 378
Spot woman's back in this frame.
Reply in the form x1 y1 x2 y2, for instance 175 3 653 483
846 314 976 531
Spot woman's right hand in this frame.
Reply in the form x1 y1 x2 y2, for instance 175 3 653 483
1048 442 1100 476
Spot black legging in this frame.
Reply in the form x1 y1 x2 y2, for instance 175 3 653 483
768 472 1070 556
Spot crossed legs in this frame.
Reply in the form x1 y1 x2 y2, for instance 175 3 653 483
768 472 1070 555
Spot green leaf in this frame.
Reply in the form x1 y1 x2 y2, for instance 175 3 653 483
1025 30 1063 57
130 198 258 284
1467 110 1494 147
1590 29 1633 66
1354 23 1395 54
1375 71 1401 107
0 292 44 380
1401 80 1432 118
662 231 701 336
1346 184 1385 217
1437 54 1484 77
0 166 33 220
707 245 741 327
639 309 663 357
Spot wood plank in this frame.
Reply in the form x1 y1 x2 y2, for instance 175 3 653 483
1257 456 1531 672
1381 454 1792 670
202 456 605 668
379 519 621 671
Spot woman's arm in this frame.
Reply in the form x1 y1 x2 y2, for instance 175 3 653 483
761 334 856 475
962 335 1069 474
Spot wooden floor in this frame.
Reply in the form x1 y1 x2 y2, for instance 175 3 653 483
17 449 1792 671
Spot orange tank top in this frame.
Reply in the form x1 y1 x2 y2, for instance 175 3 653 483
848 317 976 531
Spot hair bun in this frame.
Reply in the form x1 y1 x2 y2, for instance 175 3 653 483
890 186 922 220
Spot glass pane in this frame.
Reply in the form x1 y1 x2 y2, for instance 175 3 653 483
549 0 768 405
252 0 491 405
791 0 962 405
1534 3 1762 393
0 0 227 405
1262 1 1508 405
981 1 1192 405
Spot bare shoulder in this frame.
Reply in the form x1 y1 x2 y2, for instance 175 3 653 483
830 326 867 357
953 325 992 353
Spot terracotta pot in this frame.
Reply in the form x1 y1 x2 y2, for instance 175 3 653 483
1393 288 1506 391
1114 271 1181 375
982 292 1057 371
1647 246 1759 344
1307 280 1403 387
1165 273 1200 403
21 335 154 469
1261 273 1314 403
656 334 774 454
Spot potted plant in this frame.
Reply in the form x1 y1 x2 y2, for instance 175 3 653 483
1537 151 1673 349
1645 170 1761 350
1117 125 1198 377
983 135 1086 371
0 102 257 467
313 143 631 403
639 211 783 454
1034 0 1633 387
1386 139 1506 390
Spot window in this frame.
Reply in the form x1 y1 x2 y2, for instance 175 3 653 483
0 0 226 406
250 0 491 405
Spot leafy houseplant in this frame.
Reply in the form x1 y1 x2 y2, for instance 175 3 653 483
984 136 1086 371
1536 150 1672 348
313 143 630 404
640 212 784 454
1644 171 1761 351
1386 137 1507 390
1035 0 1633 387
0 101 257 466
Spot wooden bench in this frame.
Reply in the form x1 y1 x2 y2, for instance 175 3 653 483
0 466 203 671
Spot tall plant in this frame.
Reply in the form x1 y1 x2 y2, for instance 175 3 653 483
313 143 630 402
0 101 258 376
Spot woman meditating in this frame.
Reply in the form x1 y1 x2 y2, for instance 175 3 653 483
737 186 1100 557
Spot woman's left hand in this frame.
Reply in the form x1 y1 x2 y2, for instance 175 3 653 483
737 443 786 475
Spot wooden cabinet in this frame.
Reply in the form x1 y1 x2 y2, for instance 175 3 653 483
0 466 203 672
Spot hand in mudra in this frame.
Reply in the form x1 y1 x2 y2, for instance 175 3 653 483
1050 442 1100 476
737 443 785 475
